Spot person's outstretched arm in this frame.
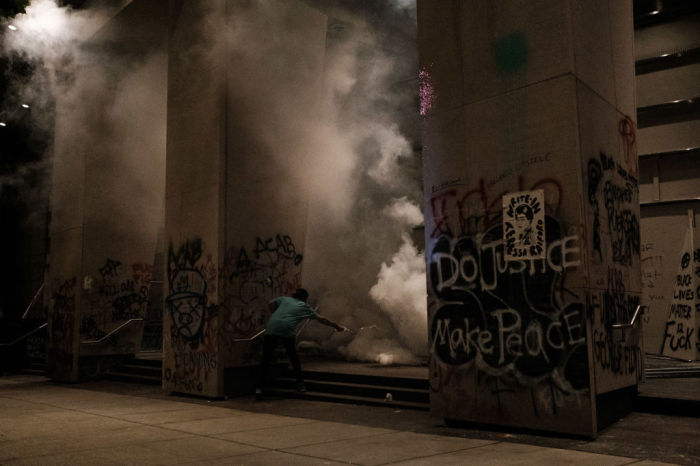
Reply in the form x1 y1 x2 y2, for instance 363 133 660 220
314 314 348 332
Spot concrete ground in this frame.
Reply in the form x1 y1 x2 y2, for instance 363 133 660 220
1 375 697 465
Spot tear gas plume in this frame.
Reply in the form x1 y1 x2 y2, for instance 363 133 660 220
313 4 427 365
369 232 427 357
215 0 425 364
276 1 426 364
2 0 166 255
1 0 125 119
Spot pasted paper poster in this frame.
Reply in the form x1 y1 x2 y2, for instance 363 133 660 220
503 190 545 260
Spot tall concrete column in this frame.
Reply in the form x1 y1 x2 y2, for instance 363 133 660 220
419 0 639 436
46 0 167 382
164 0 227 398
164 0 327 398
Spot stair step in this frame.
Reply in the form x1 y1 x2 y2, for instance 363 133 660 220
646 368 700 379
114 364 162 376
263 387 429 411
128 358 163 368
297 370 428 390
269 376 429 404
106 371 162 385
102 354 162 385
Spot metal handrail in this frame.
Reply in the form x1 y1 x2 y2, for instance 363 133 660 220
0 322 48 347
81 318 144 344
230 315 313 343
611 305 645 329
295 318 311 337
21 283 44 320
231 328 267 342
230 305 320 343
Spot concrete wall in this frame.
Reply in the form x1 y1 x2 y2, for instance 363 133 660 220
163 0 327 397
419 0 638 436
636 13 700 360
47 0 167 381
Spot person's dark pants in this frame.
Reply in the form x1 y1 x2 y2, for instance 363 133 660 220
257 335 302 390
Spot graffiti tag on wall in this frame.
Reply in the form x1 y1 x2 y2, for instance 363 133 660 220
167 269 207 341
584 142 643 385
661 229 699 359
164 238 219 393
82 259 152 354
430 177 562 240
587 151 640 266
164 233 305 393
222 234 303 339
429 215 585 383
428 176 588 416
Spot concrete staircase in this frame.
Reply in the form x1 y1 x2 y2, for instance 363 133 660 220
20 358 47 377
100 354 431 409
264 368 430 410
105 356 161 386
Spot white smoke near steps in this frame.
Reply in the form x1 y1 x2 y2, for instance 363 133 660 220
302 197 427 366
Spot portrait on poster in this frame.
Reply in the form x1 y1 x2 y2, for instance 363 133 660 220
503 190 545 260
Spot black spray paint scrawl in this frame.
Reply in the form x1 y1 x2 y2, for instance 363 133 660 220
503 190 546 260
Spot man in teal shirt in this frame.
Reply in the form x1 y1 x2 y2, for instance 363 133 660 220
256 288 347 400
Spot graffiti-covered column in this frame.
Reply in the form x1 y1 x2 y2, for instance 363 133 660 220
219 1 326 375
164 0 227 397
164 0 326 398
46 0 168 382
419 0 638 436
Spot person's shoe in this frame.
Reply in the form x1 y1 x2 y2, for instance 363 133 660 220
297 383 307 393
254 388 263 401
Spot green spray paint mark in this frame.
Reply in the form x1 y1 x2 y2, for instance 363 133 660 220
495 33 528 74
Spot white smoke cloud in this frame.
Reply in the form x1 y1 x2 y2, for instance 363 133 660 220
384 196 424 227
1 0 121 147
341 329 419 365
366 123 413 187
278 1 425 364
369 233 427 357
1 1 110 233
2 0 120 85
390 0 416 12
2 0 166 274
4 0 101 50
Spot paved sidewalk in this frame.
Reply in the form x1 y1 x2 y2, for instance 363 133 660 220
0 375 678 466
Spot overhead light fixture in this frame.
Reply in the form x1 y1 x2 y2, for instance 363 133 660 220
0 122 7 127
8 25 17 31
21 104 30 108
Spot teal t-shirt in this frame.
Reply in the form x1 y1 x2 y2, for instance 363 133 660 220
266 296 317 338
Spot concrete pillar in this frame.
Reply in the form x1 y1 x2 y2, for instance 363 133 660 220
47 0 167 382
419 0 639 436
164 0 326 397
164 0 227 397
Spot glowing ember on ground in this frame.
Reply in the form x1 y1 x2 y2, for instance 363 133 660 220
377 352 394 365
